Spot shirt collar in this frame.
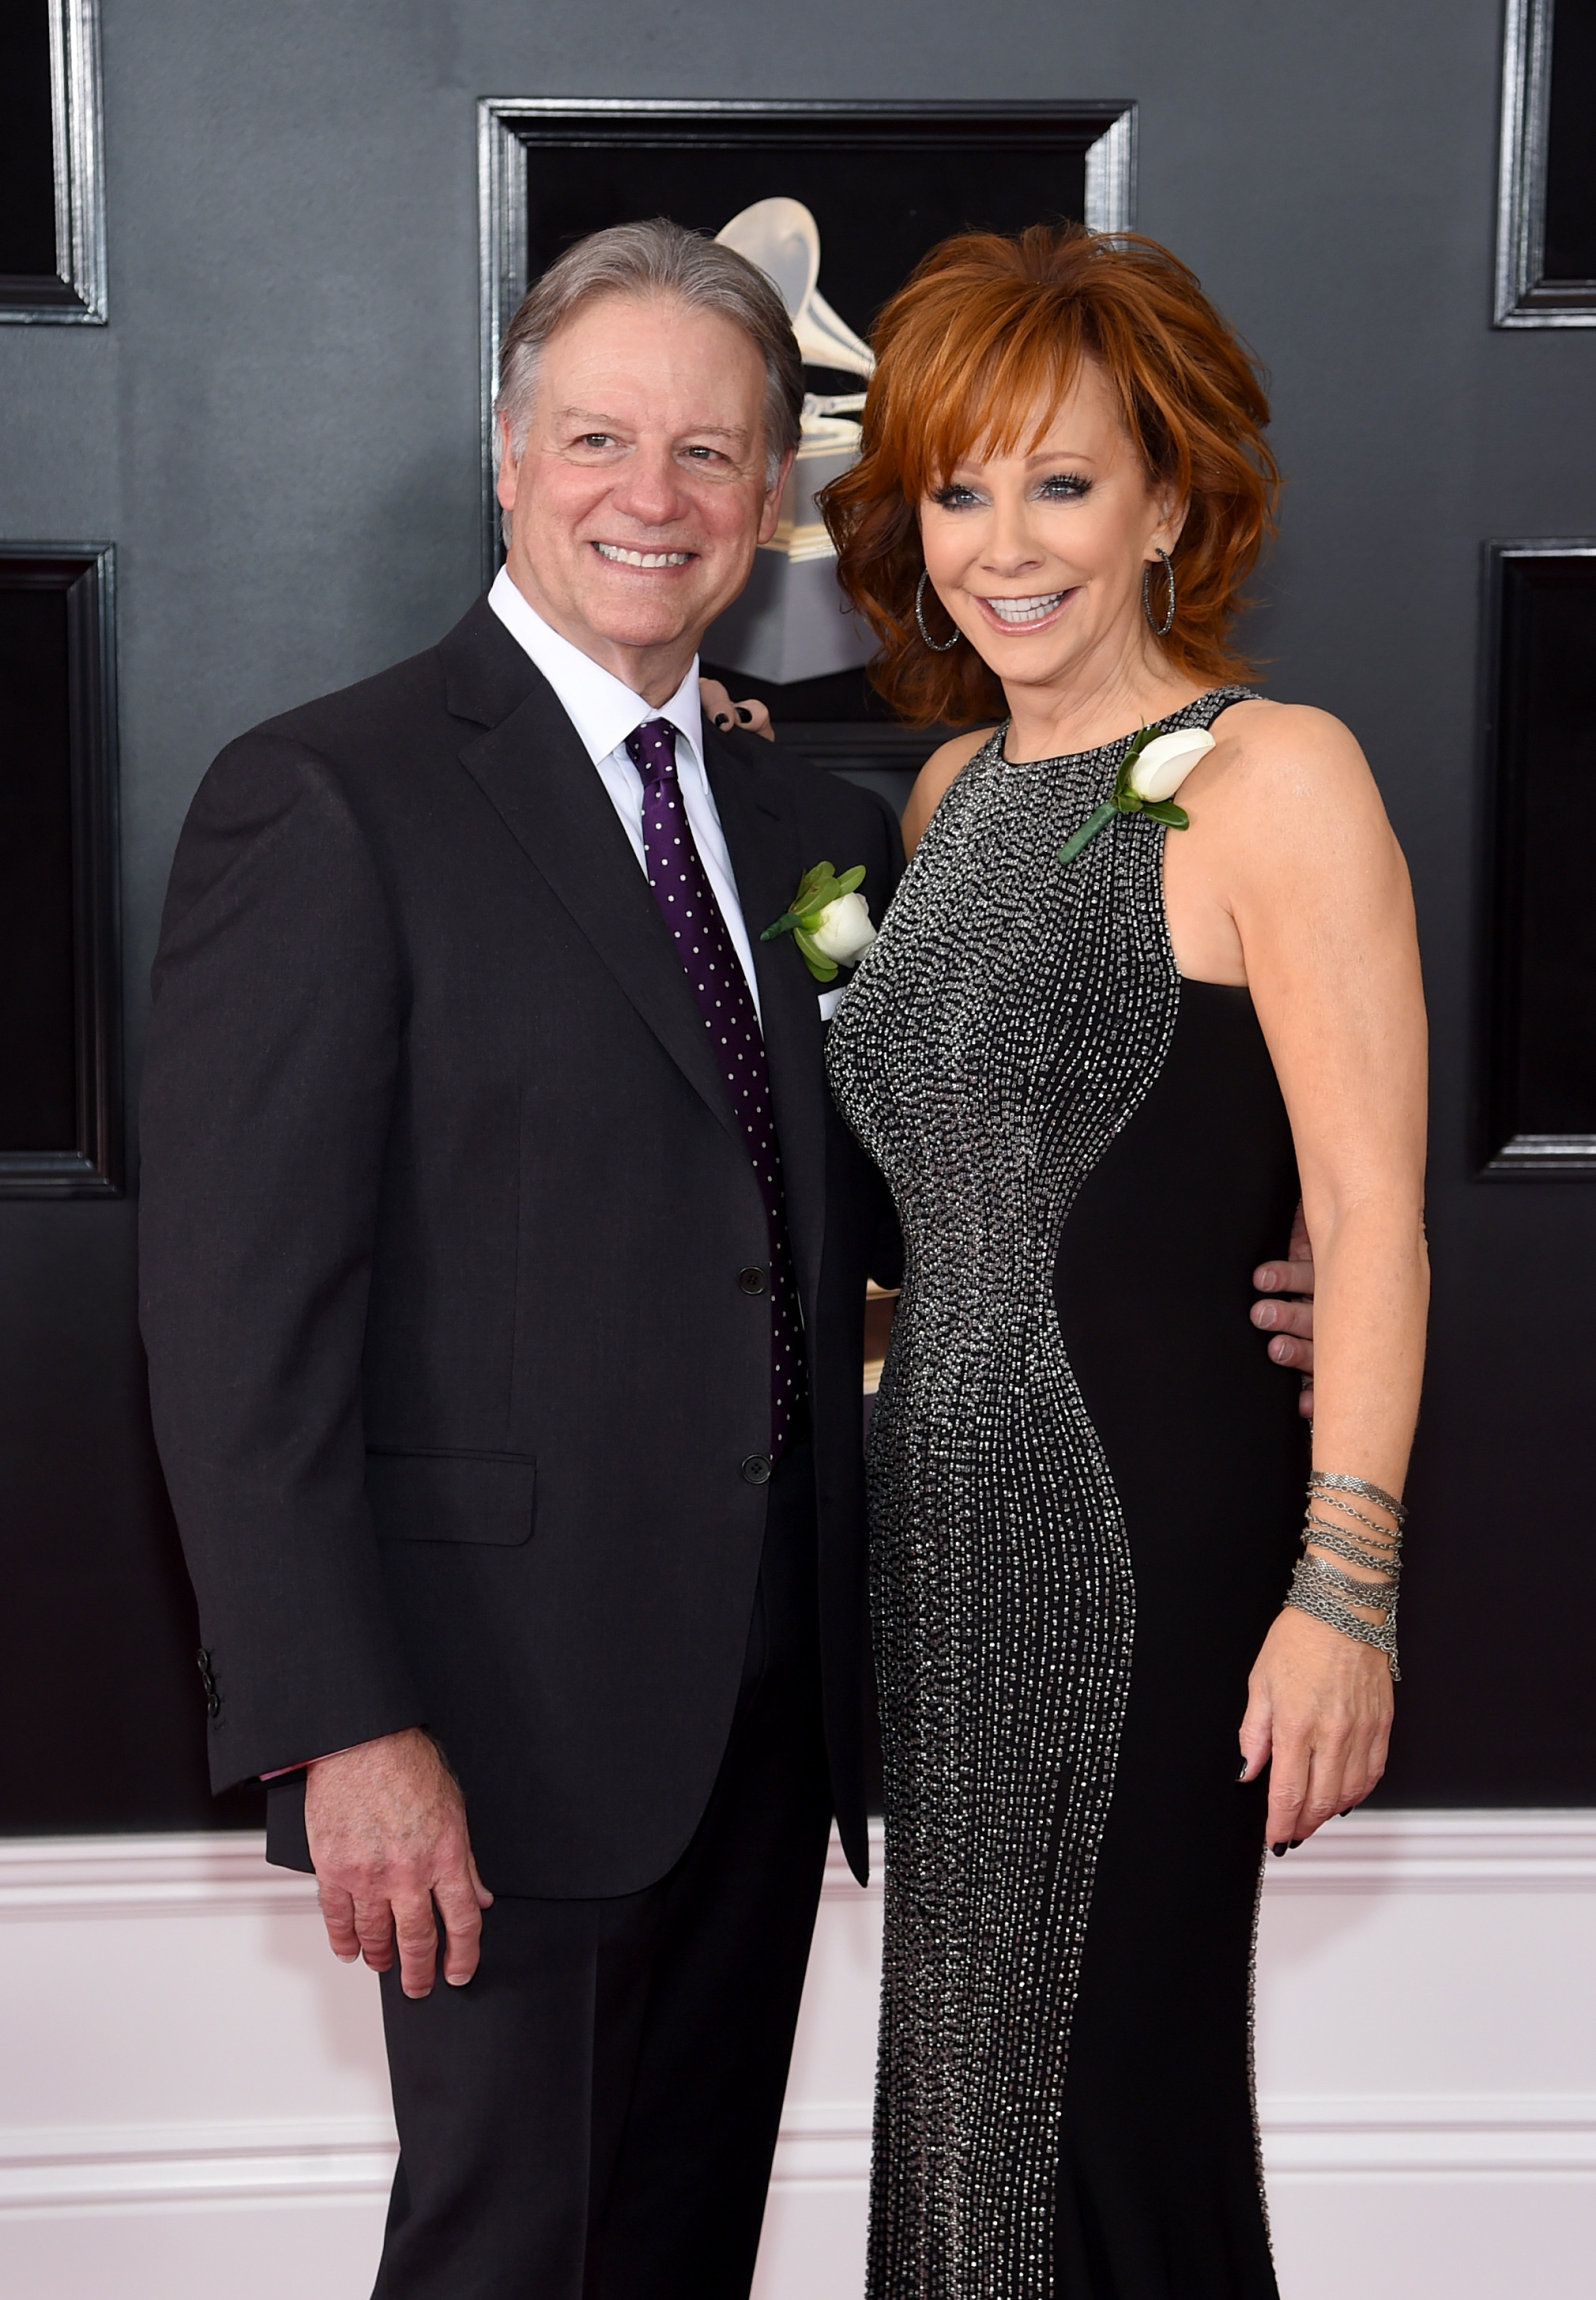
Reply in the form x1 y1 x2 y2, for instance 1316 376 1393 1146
488 566 706 788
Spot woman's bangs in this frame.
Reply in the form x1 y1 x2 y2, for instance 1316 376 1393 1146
902 312 1084 499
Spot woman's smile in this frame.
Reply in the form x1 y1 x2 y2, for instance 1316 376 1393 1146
976 587 1075 633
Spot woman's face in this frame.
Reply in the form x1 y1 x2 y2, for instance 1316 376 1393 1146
918 355 1181 695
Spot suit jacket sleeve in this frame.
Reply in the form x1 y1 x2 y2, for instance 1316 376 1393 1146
139 730 422 1788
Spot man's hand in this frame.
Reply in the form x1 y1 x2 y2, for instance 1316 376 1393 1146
699 677 775 741
1252 1198 1315 1419
303 1727 493 1998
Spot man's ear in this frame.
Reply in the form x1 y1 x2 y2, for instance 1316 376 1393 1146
756 448 796 547
495 412 521 516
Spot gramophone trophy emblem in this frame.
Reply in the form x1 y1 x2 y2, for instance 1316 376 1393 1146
703 198 878 689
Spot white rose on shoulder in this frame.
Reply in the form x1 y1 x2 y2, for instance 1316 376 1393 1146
808 889 877 966
1124 727 1215 803
1059 722 1216 868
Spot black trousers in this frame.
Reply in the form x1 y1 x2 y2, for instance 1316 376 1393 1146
370 1442 835 2300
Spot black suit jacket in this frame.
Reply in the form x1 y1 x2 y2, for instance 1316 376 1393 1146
139 597 903 1895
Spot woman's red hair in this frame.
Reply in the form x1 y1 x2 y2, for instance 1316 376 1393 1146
821 225 1279 727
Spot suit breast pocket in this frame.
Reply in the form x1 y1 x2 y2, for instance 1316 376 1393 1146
366 1450 537 1545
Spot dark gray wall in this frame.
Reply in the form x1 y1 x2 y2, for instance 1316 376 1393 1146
3 0 1591 1824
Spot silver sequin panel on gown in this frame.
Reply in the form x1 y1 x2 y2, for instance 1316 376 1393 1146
827 687 1255 2299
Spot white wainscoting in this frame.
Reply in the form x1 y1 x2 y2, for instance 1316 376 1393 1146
1 1814 1592 2297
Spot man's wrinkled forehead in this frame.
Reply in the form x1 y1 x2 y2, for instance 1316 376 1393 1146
544 289 755 376
525 294 761 434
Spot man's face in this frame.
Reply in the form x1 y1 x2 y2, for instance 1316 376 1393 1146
496 292 789 702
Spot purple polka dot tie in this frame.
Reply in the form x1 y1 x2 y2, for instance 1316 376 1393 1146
626 718 804 1459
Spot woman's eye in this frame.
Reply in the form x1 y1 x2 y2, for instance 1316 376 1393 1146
931 484 980 510
1038 473 1091 500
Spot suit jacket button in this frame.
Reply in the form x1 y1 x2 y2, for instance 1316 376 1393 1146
195 1649 221 1718
741 1454 772 1485
738 1266 767 1295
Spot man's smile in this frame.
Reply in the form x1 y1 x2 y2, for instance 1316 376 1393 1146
591 541 696 569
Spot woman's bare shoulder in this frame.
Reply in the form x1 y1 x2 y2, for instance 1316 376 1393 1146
1206 697 1387 819
1212 697 1367 780
1202 698 1402 896
902 727 999 854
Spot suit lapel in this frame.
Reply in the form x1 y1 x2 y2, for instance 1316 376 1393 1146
437 600 836 1307
703 730 833 1321
441 611 742 1145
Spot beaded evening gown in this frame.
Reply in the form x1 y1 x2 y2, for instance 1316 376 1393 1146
826 689 1304 2299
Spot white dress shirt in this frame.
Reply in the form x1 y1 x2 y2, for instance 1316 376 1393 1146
488 567 763 1019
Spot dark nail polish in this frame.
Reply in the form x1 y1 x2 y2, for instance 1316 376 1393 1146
1237 1764 1250 1782
1290 1838 1304 1848
1270 1842 1288 1858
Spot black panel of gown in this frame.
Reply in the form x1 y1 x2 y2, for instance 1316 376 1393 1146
1051 979 1304 2297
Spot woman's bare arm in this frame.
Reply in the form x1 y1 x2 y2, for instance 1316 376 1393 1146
1183 702 1428 1850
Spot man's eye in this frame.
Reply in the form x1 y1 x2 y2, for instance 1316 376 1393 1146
577 433 615 449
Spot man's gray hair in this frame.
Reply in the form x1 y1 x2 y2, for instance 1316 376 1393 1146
495 217 804 488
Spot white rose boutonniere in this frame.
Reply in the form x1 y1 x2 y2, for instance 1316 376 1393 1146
761 862 877 983
1058 724 1215 866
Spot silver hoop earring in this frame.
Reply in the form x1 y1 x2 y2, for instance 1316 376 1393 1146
915 568 960 652
1142 548 1176 638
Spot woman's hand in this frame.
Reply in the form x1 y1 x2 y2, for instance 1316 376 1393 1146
1238 1607 1392 1851
699 678 774 741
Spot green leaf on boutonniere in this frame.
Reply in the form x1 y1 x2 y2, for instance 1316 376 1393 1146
1140 800 1190 828
1111 723 1158 810
793 927 838 982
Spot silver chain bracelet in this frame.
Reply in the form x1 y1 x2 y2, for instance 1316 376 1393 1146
1284 1469 1405 1680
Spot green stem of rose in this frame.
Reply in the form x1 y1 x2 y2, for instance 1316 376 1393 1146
1058 802 1117 867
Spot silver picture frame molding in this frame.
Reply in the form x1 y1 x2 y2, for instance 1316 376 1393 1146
475 96 1138 587
1494 0 1594 329
0 0 107 326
